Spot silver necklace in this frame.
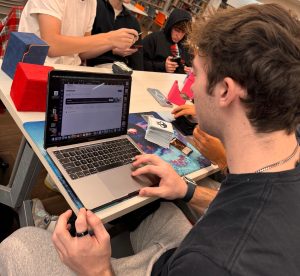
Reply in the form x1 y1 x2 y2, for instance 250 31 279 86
255 143 299 173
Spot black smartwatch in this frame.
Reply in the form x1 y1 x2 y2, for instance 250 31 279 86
182 176 197 202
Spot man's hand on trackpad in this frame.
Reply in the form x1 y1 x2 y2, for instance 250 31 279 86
131 162 160 187
131 154 187 200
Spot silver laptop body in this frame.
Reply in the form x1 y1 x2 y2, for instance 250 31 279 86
44 70 154 210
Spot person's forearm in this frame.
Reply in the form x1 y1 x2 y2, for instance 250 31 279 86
79 44 113 60
188 186 217 216
43 33 114 58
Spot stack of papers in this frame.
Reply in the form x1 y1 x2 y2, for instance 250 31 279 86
145 117 174 148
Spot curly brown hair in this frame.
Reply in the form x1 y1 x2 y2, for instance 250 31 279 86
189 4 300 134
173 20 191 33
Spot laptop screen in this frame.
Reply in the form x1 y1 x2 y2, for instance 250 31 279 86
44 70 132 148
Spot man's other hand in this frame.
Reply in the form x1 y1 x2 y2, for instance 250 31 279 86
172 104 196 118
52 208 113 276
132 154 187 200
193 126 227 171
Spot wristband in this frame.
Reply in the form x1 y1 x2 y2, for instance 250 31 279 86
182 176 197 202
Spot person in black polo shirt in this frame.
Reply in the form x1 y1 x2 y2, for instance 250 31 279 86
87 0 143 70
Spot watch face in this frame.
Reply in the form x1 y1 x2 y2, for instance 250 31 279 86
183 176 196 186
182 176 197 202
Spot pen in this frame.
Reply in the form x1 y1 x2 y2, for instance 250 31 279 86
133 32 143 42
134 32 143 41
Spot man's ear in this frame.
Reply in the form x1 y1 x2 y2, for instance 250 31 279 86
218 77 243 107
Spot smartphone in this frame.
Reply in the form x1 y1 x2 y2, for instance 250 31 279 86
130 44 143 49
170 137 193 156
171 56 181 64
172 116 197 136
147 88 173 108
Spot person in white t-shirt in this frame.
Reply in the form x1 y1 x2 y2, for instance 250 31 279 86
18 0 138 65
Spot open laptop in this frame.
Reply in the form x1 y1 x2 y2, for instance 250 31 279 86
44 70 155 210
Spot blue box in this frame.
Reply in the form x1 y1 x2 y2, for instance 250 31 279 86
1 32 49 79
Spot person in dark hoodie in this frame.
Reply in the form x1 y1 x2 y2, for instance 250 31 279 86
142 8 192 74
87 0 143 70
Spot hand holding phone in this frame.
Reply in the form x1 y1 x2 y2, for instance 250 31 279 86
166 56 179 73
131 31 143 49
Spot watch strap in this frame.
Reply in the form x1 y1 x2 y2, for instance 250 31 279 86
182 176 197 202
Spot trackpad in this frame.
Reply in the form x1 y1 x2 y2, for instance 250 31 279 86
96 165 159 198
132 173 159 187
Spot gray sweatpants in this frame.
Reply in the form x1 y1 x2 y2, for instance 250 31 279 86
0 202 192 276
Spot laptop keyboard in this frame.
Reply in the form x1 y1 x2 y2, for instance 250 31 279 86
53 138 141 180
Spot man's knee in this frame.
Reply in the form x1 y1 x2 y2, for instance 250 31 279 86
0 227 52 259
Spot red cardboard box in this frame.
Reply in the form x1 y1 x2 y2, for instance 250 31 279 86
10 62 53 111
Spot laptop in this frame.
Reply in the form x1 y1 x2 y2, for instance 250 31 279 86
44 70 155 210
